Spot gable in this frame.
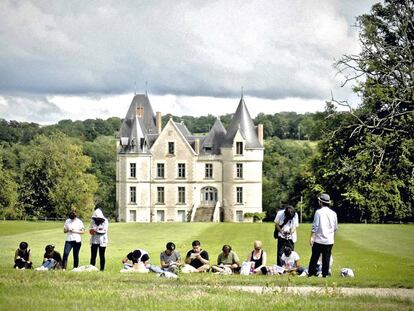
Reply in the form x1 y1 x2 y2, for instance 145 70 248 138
150 119 196 157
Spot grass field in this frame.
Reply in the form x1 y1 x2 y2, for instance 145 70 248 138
0 221 413 310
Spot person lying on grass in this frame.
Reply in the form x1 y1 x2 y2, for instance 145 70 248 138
122 249 150 272
182 240 209 273
14 241 32 269
211 244 240 274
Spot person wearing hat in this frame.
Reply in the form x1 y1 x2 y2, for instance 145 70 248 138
14 241 32 269
36 245 62 270
308 193 338 277
122 249 150 272
89 208 108 271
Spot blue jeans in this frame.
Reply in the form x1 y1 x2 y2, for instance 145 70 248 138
43 259 57 270
62 241 81 269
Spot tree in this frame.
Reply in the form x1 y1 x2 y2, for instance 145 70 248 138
84 136 117 218
0 146 19 218
301 0 414 222
20 133 98 219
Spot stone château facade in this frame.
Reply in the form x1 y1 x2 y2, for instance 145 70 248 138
116 94 264 222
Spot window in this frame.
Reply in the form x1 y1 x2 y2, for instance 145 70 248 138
157 163 165 178
129 210 137 222
178 187 185 204
236 187 243 204
178 163 186 178
205 163 213 178
236 163 243 178
136 106 144 117
177 210 186 222
236 210 243 222
236 142 243 155
157 210 165 222
157 187 165 204
130 186 136 203
168 142 175 155
130 163 136 178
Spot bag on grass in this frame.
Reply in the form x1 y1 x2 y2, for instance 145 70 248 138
340 268 354 277
240 261 252 275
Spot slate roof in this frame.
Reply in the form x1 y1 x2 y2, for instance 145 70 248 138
200 118 227 155
118 94 157 153
223 96 262 148
118 95 261 154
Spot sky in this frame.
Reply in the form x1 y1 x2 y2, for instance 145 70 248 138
0 0 378 124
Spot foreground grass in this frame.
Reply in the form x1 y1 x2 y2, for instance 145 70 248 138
0 221 413 310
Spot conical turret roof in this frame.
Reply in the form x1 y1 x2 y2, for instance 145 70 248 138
119 94 157 153
223 97 262 148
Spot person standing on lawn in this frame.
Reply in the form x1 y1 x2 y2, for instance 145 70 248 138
62 210 85 270
308 193 338 278
89 208 108 271
274 205 299 266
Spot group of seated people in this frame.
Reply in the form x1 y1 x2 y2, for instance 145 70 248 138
14 239 331 276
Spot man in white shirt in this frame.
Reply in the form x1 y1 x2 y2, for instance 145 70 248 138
274 205 299 266
308 193 338 277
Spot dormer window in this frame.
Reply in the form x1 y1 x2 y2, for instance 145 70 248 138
168 142 175 155
236 142 243 155
140 138 145 150
136 106 144 118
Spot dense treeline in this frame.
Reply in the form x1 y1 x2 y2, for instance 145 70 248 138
0 1 411 223
0 112 320 221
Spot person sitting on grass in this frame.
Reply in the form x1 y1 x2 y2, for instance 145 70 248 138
280 246 303 275
160 242 181 273
14 241 32 269
35 244 62 270
247 240 267 274
300 254 333 277
182 240 209 273
212 244 240 274
121 249 150 272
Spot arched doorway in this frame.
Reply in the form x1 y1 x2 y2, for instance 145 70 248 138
201 186 218 206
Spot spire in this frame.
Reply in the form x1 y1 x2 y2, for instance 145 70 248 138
223 96 262 148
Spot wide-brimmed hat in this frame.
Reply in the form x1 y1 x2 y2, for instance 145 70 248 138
318 193 331 204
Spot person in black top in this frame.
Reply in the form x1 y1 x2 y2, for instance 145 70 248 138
14 241 32 269
247 240 267 274
184 240 209 272
38 245 62 270
122 249 150 268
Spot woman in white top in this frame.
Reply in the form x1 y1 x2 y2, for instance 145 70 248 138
62 210 85 270
89 208 108 271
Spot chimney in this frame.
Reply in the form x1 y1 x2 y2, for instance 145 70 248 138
156 112 162 134
194 139 200 154
257 124 264 146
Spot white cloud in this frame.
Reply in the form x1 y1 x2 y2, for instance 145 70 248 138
0 0 377 123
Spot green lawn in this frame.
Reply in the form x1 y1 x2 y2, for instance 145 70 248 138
0 221 413 310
